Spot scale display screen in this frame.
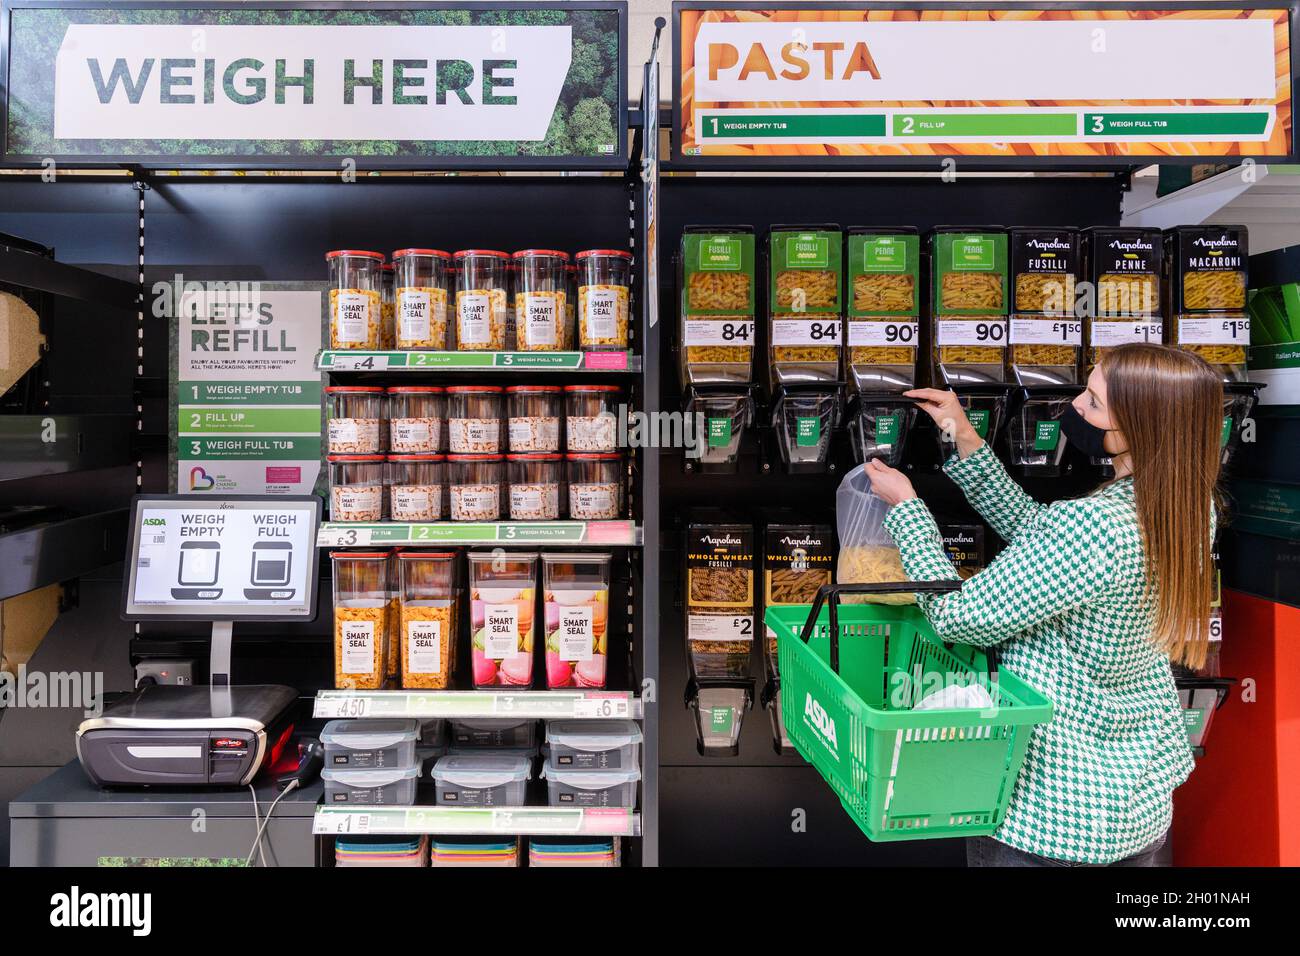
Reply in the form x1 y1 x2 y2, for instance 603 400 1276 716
122 495 320 621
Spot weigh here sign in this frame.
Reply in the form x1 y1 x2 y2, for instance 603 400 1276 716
675 4 1295 162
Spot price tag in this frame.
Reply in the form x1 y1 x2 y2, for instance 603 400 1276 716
320 526 373 547
574 696 632 719
1178 317 1250 346
848 321 918 347
772 319 841 346
328 353 390 371
314 811 371 835
936 320 1007 347
687 614 754 641
1090 321 1163 347
322 696 372 719
683 319 755 346
1011 318 1082 345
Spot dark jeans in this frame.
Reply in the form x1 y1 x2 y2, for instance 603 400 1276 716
966 830 1168 867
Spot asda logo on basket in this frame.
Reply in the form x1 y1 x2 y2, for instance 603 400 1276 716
803 692 839 755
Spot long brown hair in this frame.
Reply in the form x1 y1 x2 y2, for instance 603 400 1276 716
1099 344 1223 669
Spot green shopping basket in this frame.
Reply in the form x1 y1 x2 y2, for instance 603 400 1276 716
766 582 1053 841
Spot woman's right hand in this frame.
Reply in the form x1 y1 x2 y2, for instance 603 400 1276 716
904 388 985 459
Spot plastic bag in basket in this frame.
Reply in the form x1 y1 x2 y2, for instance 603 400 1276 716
835 464 915 605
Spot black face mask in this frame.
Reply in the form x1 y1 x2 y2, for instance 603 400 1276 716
1060 404 1119 460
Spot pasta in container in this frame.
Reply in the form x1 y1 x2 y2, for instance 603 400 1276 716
1008 228 1081 382
1082 227 1163 366
835 465 913 605
1164 226 1250 376
762 522 834 679
768 225 843 384
678 226 756 385
930 228 1009 385
684 517 755 681
845 227 920 391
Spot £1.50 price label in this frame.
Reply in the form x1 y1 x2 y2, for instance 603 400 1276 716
1178 317 1251 346
1011 318 1082 345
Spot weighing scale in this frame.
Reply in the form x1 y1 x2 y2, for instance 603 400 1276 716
76 494 321 787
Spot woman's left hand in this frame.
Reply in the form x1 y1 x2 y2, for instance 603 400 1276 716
865 459 918 507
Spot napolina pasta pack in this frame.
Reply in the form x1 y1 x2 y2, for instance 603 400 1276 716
767 225 843 384
1083 227 1163 366
679 226 756 384
1009 227 1082 382
929 227 1009 384
1163 225 1250 376
846 227 920 389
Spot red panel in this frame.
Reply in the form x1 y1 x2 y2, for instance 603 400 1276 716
1172 589 1298 866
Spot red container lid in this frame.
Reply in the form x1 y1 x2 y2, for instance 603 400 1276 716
327 454 386 462
325 385 385 394
575 249 633 261
392 248 452 260
396 551 458 560
386 386 445 394
387 454 446 462
453 249 510 260
511 249 570 260
566 452 622 461
505 385 563 393
445 453 505 462
445 385 504 394
381 263 394 272
329 551 390 559
506 453 563 461
326 249 385 261
563 384 621 393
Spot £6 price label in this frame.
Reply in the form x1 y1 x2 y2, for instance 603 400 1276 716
848 321 918 346
772 319 841 346
684 319 755 345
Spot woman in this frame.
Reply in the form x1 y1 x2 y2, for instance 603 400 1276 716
866 343 1222 867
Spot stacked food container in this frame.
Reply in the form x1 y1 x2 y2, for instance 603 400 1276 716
541 719 642 808
321 718 422 806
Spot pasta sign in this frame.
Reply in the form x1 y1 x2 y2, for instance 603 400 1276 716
677 5 1295 161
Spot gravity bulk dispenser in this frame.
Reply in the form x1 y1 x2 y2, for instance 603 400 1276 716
1009 228 1082 386
1008 387 1078 477
846 227 921 393
684 385 755 474
770 384 842 474
1164 225 1250 383
1083 226 1163 368
929 227 1010 387
678 226 757 385
767 225 844 386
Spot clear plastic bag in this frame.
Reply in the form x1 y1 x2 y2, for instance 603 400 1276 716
834 464 914 605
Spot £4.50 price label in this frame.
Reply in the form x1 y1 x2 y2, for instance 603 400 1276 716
687 614 754 641
1011 318 1082 345
772 319 841 346
848 321 918 346
936 320 1007 346
1178 317 1251 346
683 319 755 345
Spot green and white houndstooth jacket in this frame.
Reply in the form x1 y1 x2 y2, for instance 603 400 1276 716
881 443 1196 864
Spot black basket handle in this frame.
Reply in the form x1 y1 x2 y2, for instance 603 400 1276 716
799 581 963 674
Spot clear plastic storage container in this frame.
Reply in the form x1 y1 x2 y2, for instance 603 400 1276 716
393 248 452 350
566 454 622 519
326 386 386 454
387 454 444 522
447 454 503 521
327 249 385 350
446 385 503 454
432 754 531 806
507 453 563 521
542 553 612 689
564 384 620 452
328 455 386 522
449 718 538 749
528 837 620 868
453 250 510 351
545 719 641 769
321 718 419 770
506 385 563 452
512 249 569 351
469 552 538 688
576 249 632 350
322 765 419 805
397 551 458 689
543 766 640 808
387 386 443 453
332 550 392 690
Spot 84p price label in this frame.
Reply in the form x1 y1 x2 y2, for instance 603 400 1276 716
684 319 755 346
773 319 841 346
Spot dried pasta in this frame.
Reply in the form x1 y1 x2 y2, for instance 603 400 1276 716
334 604 389 690
688 271 751 311
775 270 838 309
1183 272 1246 310
1014 274 1075 314
941 273 1003 311
853 273 914 312
1011 345 1077 366
689 566 751 605
837 546 914 605
1179 343 1247 365
772 312 839 363
1097 274 1158 317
